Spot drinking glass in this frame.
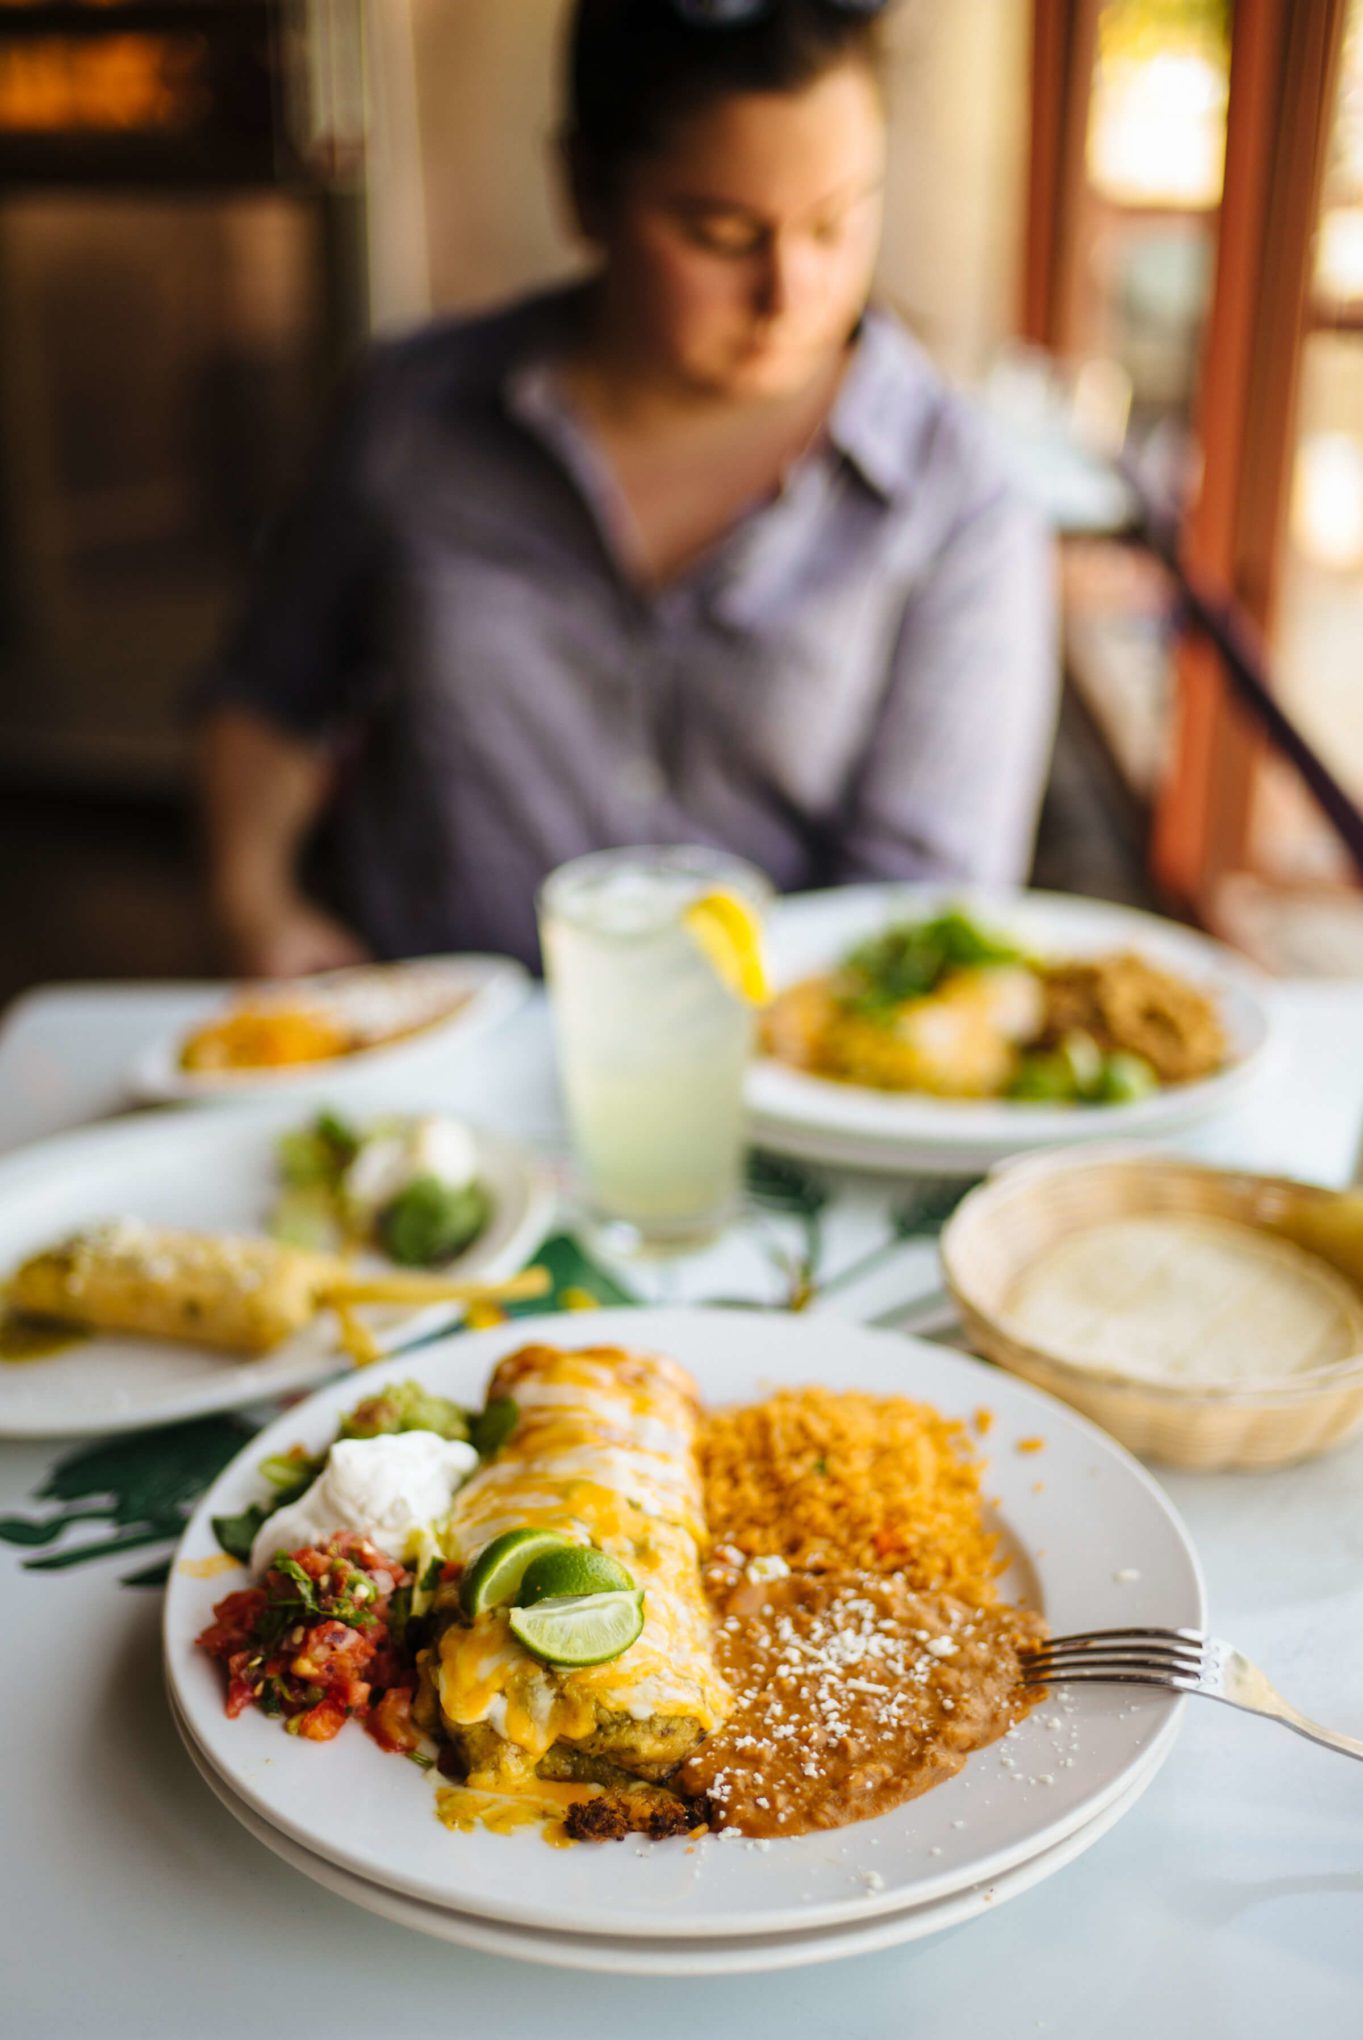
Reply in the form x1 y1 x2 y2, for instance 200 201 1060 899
538 845 770 1251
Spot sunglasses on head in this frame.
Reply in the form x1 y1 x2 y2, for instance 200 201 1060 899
669 0 887 25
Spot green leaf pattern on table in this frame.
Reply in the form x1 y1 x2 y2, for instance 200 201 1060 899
741 1150 831 1308
497 1231 639 1316
738 1152 971 1313
0 1415 257 1581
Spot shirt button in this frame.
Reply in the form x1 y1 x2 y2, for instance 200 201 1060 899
619 757 667 805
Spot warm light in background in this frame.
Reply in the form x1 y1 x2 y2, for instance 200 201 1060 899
0 34 205 133
1086 0 1229 211
1315 2 1363 309
1088 49 1226 209
1291 432 1363 572
1316 205 1363 302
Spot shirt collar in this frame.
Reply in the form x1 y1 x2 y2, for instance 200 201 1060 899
500 288 934 508
825 305 937 504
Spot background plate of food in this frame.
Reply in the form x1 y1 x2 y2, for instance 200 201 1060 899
128 954 529 1106
163 1308 1203 1945
0 1106 554 1437
749 885 1276 1173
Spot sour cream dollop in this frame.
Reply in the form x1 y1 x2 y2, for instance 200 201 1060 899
250 1430 478 1576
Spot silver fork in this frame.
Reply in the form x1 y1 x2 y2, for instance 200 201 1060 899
1021 1628 1363 1762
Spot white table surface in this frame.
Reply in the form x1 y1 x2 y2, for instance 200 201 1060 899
2 978 1362 2039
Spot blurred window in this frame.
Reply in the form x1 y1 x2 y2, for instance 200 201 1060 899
1073 0 1230 437
1267 0 1363 884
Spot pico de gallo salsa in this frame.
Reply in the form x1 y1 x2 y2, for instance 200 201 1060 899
195 1531 448 1753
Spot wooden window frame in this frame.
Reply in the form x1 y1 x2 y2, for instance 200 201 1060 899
1024 1 1351 923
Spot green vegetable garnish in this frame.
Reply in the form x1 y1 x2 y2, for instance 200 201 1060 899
377 1175 490 1267
1006 1051 1081 1103
211 1504 272 1566
469 1395 518 1459
841 909 1023 1020
317 1110 361 1157
259 1448 325 1492
386 1581 414 1647
277 1111 360 1190
1094 1050 1159 1103
212 1447 322 1564
1058 1029 1104 1098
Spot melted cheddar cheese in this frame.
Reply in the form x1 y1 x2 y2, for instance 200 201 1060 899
432 1345 731 1785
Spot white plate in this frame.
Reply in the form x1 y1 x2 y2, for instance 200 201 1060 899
169 1683 1169 1974
164 1307 1202 1942
129 956 528 1106
0 1110 555 1438
747 885 1275 1174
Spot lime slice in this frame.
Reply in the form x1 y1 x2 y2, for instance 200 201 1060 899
459 1529 572 1617
683 890 770 1006
517 1546 634 1606
508 1588 646 1668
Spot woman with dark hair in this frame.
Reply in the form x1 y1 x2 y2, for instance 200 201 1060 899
197 0 1057 974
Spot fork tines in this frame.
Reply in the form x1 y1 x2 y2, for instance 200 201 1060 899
1020 1626 1205 1688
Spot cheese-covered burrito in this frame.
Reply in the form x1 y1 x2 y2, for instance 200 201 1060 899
9 1221 344 1354
418 1344 731 1790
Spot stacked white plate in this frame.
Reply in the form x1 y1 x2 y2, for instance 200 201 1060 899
164 1309 1204 1974
746 885 1276 1175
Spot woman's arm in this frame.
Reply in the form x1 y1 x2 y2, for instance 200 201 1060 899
196 707 370 978
833 484 1060 886
190 348 396 975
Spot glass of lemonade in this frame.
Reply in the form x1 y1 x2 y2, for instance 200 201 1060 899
538 845 770 1252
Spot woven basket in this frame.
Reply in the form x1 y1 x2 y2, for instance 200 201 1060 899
939 1150 1363 1470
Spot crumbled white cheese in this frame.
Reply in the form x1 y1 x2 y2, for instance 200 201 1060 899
745 1554 792 1583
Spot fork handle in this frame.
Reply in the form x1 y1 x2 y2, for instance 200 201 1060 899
1254 1691 1363 1763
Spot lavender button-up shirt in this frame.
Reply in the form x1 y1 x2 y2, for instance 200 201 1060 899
201 287 1058 967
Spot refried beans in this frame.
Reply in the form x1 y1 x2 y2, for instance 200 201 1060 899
678 1565 1044 1838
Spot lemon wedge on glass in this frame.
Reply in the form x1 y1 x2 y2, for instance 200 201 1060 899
683 889 770 1006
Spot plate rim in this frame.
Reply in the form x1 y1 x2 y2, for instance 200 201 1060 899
167 1679 1172 1974
163 1305 1203 1940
